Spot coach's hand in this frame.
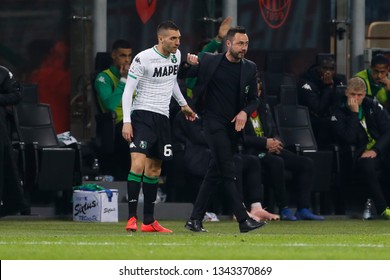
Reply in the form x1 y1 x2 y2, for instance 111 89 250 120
122 122 133 142
187 53 199 66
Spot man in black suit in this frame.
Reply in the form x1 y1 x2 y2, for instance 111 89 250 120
0 65 29 216
181 26 266 233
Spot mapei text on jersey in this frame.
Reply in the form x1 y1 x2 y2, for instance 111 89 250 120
152 65 179 77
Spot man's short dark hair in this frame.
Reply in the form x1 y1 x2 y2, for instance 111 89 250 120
226 26 246 41
112 39 132 51
157 20 179 33
371 53 389 67
319 57 336 70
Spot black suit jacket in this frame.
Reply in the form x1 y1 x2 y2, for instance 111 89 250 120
298 65 346 119
181 52 259 117
0 66 21 136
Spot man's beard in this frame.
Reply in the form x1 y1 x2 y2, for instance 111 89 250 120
231 50 245 60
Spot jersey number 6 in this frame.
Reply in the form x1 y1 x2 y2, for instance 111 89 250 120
163 144 173 157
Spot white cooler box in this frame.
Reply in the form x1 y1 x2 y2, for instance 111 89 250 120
73 189 118 222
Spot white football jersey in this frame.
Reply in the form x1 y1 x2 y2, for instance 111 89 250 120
122 45 187 123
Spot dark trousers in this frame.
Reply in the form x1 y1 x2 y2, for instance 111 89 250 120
100 121 130 180
234 154 263 206
261 149 314 209
356 156 389 213
0 118 27 215
190 119 248 222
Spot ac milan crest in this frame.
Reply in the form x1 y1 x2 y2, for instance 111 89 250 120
136 0 156 24
258 0 291 29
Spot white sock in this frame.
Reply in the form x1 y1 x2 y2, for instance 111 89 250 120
251 202 262 209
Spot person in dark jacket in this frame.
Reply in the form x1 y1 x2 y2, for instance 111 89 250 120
330 77 390 219
298 56 346 148
0 65 29 216
181 26 266 233
242 77 324 221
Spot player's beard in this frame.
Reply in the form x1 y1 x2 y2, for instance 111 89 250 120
167 45 178 54
230 48 245 61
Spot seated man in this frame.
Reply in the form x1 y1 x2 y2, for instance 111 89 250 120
234 152 280 221
298 55 346 148
330 77 390 219
173 109 279 221
242 77 324 221
94 39 132 180
355 53 390 112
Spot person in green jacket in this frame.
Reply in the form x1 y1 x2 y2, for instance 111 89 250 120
94 39 133 180
185 16 232 98
355 53 390 112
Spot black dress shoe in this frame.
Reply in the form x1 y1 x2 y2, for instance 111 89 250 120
239 217 266 233
185 219 208 232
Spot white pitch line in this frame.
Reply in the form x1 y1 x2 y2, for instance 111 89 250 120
0 241 387 248
148 242 388 248
0 241 128 246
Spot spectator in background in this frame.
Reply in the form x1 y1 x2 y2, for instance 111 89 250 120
94 39 133 180
26 40 71 134
355 53 390 112
0 65 29 216
330 77 390 220
298 55 346 148
242 76 324 221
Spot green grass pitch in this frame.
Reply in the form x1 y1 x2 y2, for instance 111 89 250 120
1 219 389 260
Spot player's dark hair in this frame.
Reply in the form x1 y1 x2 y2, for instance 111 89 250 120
157 20 179 33
112 39 132 51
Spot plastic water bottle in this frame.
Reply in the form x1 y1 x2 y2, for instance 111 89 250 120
362 198 373 220
102 175 114 182
94 175 103 181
